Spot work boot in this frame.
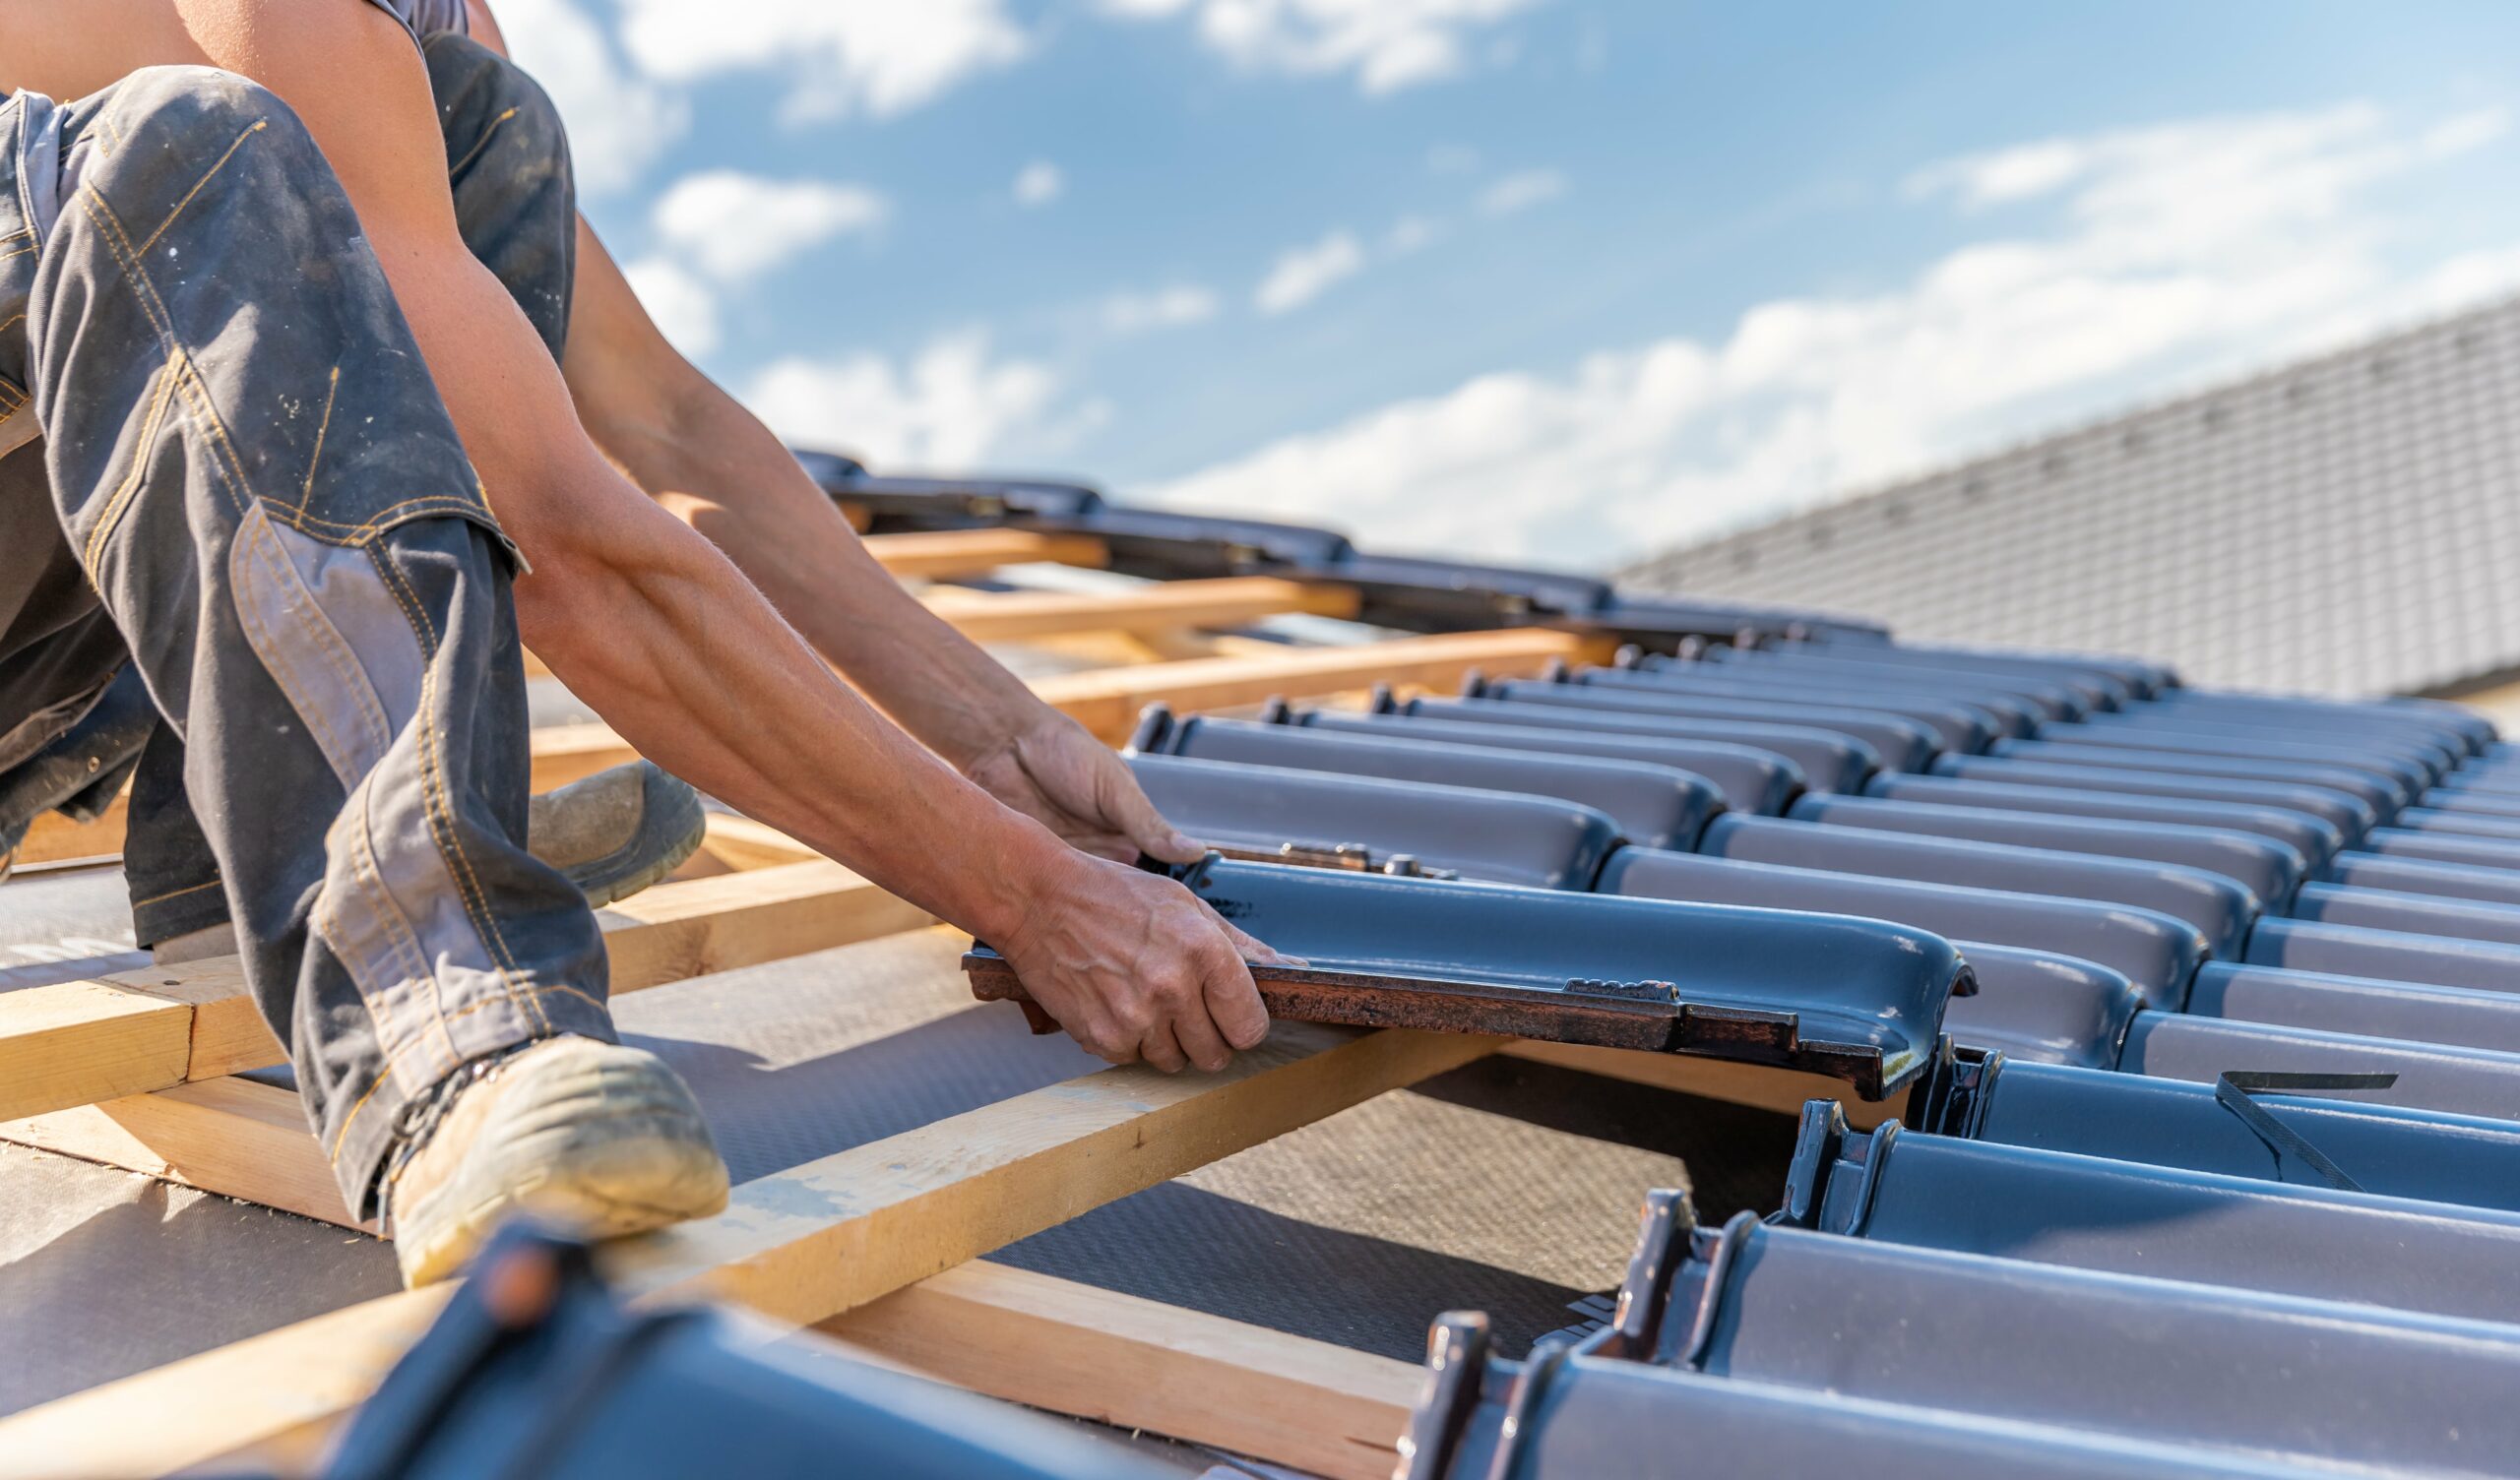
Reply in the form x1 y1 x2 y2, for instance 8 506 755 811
528 761 708 909
148 760 707 962
386 1035 729 1288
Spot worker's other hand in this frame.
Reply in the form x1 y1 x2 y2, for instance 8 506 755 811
995 849 1292 1073
965 713 1206 866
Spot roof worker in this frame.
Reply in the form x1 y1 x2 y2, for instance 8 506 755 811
0 0 1282 1287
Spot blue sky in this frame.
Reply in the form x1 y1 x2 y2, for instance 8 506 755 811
495 0 2520 572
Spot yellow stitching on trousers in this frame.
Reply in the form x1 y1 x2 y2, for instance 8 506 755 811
368 537 569 1042
83 356 179 578
371 535 444 648
338 804 465 1072
178 356 261 516
78 159 573 1094
260 506 398 771
447 107 520 179
297 365 343 513
271 495 491 540
74 190 246 521
232 518 369 789
83 187 260 521
412 656 545 1031
169 369 251 516
327 975 616 1166
330 976 614 1145
130 875 226 909
136 120 267 260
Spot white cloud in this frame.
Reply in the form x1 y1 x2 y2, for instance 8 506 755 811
648 171 889 283
1255 229 1367 314
614 0 1029 122
745 333 1066 467
1386 215 1441 254
2425 106 2511 156
620 256 722 356
1478 167 1565 216
1144 102 2520 569
1014 160 1066 208
1102 0 1544 95
1100 284 1222 335
490 0 688 195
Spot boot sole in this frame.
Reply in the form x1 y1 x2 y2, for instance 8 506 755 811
567 769 709 909
396 1121 729 1287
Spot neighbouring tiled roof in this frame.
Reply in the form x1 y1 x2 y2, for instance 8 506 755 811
1623 295 2520 698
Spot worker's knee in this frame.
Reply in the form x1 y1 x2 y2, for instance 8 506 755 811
79 66 330 204
99 66 304 147
423 32 574 184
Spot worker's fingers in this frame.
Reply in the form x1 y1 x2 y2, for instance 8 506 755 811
1211 907 1306 969
1052 999 1137 1065
1198 937 1272 1052
1083 1027 1140 1067
1136 1021 1190 1075
1102 762 1205 865
1168 996 1235 1074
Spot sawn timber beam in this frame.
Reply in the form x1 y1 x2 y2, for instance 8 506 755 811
859 527 1108 580
0 630 1587 1118
919 575 1359 644
21 625 1585 860
0 1022 1496 1479
0 858 928 1125
534 627 1600 778
824 1261 1419 1480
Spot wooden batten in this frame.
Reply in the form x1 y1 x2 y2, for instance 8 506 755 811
17 790 127 867
0 1024 1494 1478
1503 1038 1907 1130
693 813 824 871
826 1262 1420 1480
0 1078 353 1228
518 627 1604 783
0 862 932 1125
920 576 1358 644
0 1081 1423 1479
12 618 1566 866
0 607 1638 1480
0 980 193 1127
861 529 1108 580
1035 627 1600 743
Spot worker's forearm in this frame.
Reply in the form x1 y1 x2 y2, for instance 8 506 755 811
252 31 1070 944
601 389 1055 771
375 255 1049 934
512 460 1070 942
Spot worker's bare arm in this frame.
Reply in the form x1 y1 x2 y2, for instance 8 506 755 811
463 0 506 53
130 1 1269 1068
453 4 1211 873
558 223 1214 861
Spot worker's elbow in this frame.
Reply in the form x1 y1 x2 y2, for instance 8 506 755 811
501 477 714 652
505 524 613 657
486 464 624 613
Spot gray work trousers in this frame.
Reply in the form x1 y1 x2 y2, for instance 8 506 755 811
0 36 609 1214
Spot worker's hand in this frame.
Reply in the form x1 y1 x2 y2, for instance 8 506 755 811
993 849 1291 1073
964 712 1206 866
